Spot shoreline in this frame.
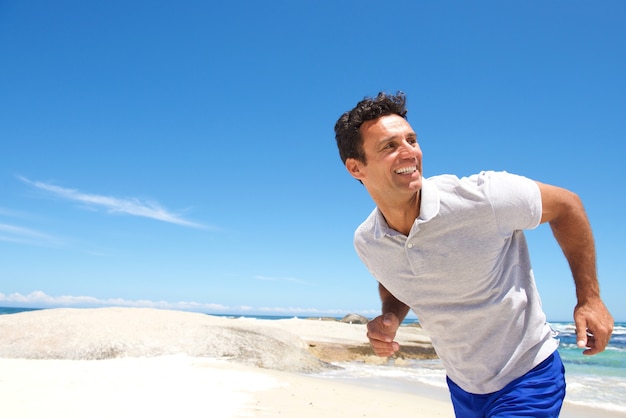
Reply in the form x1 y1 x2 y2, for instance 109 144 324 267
0 356 456 418
2 356 620 418
0 307 622 417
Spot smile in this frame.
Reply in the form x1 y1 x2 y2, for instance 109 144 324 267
395 166 418 174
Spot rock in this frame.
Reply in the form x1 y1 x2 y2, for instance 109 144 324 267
305 316 338 322
0 308 436 374
0 307 330 374
307 341 437 363
339 314 369 324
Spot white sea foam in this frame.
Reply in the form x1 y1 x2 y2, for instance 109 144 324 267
317 357 626 414
565 375 626 413
317 359 448 389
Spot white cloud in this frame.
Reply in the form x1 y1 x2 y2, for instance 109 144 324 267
0 291 373 317
0 291 228 312
19 176 208 229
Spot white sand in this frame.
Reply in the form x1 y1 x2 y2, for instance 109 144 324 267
0 308 619 417
0 356 275 417
0 307 452 417
0 356 455 417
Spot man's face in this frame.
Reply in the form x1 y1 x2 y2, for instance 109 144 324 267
346 114 423 199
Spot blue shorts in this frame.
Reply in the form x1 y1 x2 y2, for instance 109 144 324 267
446 351 566 418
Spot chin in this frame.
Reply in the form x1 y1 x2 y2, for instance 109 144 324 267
408 179 422 192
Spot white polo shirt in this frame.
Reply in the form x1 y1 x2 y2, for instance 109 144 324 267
354 171 558 394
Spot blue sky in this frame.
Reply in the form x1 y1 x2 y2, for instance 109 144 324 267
1 1 624 321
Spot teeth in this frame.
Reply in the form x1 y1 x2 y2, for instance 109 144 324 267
395 166 417 174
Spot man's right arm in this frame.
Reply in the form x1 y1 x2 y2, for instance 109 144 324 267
536 181 613 354
366 283 410 357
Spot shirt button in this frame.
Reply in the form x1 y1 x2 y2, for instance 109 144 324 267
407 243 414 248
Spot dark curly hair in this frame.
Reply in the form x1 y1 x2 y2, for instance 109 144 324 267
334 91 408 165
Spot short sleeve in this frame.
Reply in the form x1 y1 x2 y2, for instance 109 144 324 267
475 171 542 235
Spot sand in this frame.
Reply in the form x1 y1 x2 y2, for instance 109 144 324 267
0 307 619 417
0 356 455 417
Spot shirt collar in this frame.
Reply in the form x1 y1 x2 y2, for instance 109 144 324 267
372 177 440 239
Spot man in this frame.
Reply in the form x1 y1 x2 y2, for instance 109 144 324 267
334 92 613 417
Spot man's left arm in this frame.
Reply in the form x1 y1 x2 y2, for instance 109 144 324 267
536 181 614 355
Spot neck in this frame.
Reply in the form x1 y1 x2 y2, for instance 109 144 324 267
376 191 421 236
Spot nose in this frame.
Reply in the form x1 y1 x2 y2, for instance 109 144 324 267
399 140 419 158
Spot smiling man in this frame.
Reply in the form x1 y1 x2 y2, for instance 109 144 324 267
334 92 613 417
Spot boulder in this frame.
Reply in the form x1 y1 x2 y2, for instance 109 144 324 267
339 313 369 324
0 307 330 373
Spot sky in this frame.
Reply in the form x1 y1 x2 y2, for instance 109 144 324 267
1 1 624 321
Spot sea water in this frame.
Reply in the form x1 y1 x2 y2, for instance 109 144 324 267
317 320 626 414
551 321 626 413
2 308 624 413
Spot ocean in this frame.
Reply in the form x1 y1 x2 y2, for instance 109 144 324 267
551 321 626 413
2 307 624 414
317 319 626 415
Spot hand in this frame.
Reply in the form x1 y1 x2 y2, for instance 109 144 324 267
366 312 401 357
574 298 614 355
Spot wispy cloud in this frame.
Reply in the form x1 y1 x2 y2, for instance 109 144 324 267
19 176 208 229
0 223 63 247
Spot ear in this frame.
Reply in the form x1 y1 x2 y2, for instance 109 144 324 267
345 158 365 181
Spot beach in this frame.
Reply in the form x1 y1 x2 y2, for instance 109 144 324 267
0 307 622 417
